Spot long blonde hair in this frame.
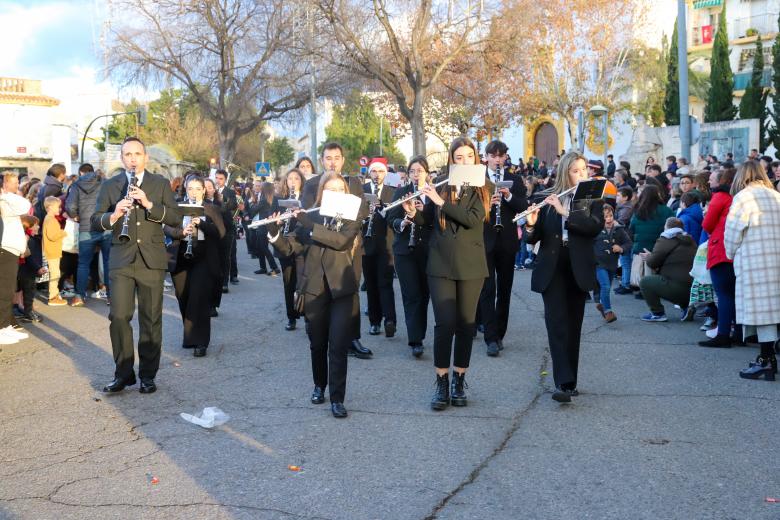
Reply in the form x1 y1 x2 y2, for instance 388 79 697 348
548 151 586 195
731 160 773 195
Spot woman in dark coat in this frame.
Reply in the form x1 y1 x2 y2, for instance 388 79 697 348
525 151 604 403
165 176 225 357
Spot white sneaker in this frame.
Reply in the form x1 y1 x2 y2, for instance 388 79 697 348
705 327 718 339
90 288 108 299
1 326 28 340
0 330 19 344
60 289 76 298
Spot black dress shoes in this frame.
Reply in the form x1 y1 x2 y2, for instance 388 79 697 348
450 371 468 406
498 339 504 351
368 324 381 335
384 321 396 338
285 319 296 331
102 375 137 393
410 343 424 358
698 335 732 348
348 339 373 359
254 269 268 275
221 285 229 294
486 341 500 357
230 277 239 285
210 307 219 318
552 387 573 403
331 402 348 418
193 346 207 357
311 386 325 404
139 379 157 394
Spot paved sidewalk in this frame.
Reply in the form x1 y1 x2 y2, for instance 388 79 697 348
1 242 779 519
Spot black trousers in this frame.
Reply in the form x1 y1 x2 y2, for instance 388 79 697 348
218 230 236 287
256 230 278 271
394 250 429 345
351 247 362 340
229 233 238 278
0 250 19 329
478 246 517 343
18 271 37 313
280 255 299 320
363 250 396 325
172 262 214 347
429 276 483 369
305 284 352 403
244 223 257 256
108 256 165 381
541 247 587 390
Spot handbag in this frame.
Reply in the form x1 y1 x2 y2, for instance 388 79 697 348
293 290 305 315
61 218 79 254
629 253 647 288
689 240 711 284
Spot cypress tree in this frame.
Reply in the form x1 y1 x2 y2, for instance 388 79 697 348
769 14 780 157
704 4 737 122
739 38 767 151
663 20 680 126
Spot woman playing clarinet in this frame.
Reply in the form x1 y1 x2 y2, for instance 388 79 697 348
524 151 604 403
267 172 362 418
387 156 436 358
164 176 225 357
420 137 490 410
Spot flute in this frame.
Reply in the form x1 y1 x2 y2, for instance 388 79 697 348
511 185 577 223
379 179 448 217
248 206 320 229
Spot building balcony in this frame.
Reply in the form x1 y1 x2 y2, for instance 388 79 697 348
733 69 772 91
731 13 779 39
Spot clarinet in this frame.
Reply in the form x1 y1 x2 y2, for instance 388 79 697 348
493 167 503 231
407 219 416 250
183 197 196 259
364 180 378 238
118 168 137 242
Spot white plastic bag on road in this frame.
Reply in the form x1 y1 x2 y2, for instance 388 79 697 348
180 407 230 428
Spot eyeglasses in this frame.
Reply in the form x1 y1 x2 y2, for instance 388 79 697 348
408 168 426 175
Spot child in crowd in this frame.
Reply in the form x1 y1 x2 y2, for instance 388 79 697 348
42 196 67 306
677 192 704 244
17 215 45 322
614 187 634 294
593 203 632 322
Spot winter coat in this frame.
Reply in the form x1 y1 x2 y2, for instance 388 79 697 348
644 228 697 285
701 187 732 269
35 175 63 222
724 183 780 326
629 204 674 253
65 172 102 233
615 202 633 227
20 234 43 276
593 223 632 271
678 202 704 245
43 214 67 260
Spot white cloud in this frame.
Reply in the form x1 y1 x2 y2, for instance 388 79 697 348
0 2 72 73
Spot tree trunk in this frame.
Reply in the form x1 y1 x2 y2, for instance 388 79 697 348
410 110 426 157
218 127 237 167
564 115 578 153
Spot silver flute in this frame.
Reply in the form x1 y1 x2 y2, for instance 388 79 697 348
378 179 448 218
511 185 577 223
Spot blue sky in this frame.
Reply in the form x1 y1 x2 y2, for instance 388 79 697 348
1 0 101 80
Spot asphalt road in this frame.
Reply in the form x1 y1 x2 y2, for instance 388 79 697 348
1 240 779 520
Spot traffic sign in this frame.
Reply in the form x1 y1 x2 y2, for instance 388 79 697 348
359 156 369 167
255 162 271 176
360 166 368 175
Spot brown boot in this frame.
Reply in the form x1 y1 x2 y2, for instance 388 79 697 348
604 310 617 323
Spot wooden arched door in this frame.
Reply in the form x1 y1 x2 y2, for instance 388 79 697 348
534 122 559 167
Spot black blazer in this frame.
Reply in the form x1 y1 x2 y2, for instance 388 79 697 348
164 202 225 275
217 186 238 233
525 198 604 293
423 187 488 280
386 184 435 256
361 183 395 256
91 171 182 271
484 171 528 253
271 215 362 300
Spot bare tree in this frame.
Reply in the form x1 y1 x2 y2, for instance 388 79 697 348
315 0 489 156
107 0 335 163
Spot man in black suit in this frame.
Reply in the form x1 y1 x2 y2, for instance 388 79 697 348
301 142 372 359
479 140 528 357
215 169 239 288
362 157 397 337
91 137 182 394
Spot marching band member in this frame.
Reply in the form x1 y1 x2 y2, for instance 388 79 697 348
362 157 397 338
250 182 280 276
421 137 490 410
164 176 225 357
524 151 604 403
479 140 528 357
276 168 305 331
267 171 362 418
387 155 435 357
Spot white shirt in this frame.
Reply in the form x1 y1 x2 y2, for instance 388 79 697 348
0 192 32 256
491 168 512 202
126 169 145 186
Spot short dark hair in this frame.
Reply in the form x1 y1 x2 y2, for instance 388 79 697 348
681 192 699 207
679 174 694 182
618 187 633 200
666 155 676 162
727 152 734 159
295 156 315 172
620 160 631 171
607 154 613 159
215 169 228 179
121 136 146 152
320 142 343 157
47 163 66 178
485 140 508 156
647 164 663 175
407 155 429 173
665 217 684 230
78 163 94 174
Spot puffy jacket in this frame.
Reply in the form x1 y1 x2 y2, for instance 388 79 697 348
629 204 674 253
35 175 63 222
678 202 704 245
65 172 102 233
701 187 732 268
644 229 697 284
593 223 632 271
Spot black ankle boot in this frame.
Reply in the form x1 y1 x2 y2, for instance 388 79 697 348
431 373 449 410
740 351 777 381
450 371 468 406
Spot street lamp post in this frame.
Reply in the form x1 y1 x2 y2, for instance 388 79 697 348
589 105 609 169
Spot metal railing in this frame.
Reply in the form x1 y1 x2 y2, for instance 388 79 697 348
731 13 779 39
